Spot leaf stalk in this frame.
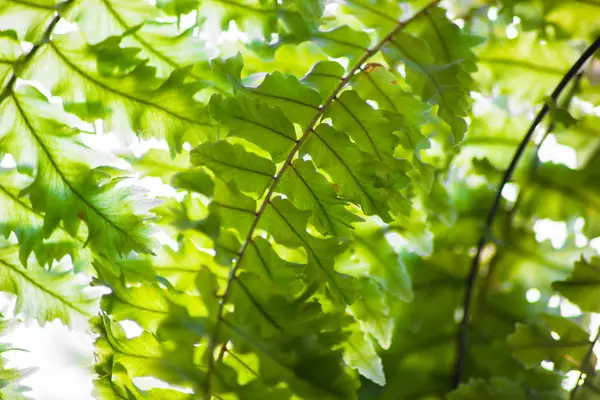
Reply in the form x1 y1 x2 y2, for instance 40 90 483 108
570 325 600 399
203 0 442 397
0 5 72 103
452 35 600 389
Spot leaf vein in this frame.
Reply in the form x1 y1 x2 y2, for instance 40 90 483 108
47 42 211 128
202 2 441 396
11 95 150 253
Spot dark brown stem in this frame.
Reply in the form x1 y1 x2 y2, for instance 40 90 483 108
452 35 600 389
570 326 600 399
476 73 584 309
505 72 583 227
0 9 66 103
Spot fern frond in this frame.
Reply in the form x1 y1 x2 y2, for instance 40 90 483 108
477 32 578 102
0 85 157 258
93 315 195 398
62 0 218 83
24 33 216 151
94 362 189 400
0 246 98 325
62 0 158 44
0 0 60 41
172 2 452 397
0 168 93 268
3 0 596 398
0 317 33 399
382 7 481 142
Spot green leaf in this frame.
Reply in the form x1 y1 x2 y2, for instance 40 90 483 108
350 65 436 190
302 61 345 98
385 33 469 141
302 124 406 221
190 140 275 196
94 362 190 400
547 1 600 40
209 179 257 235
349 278 394 349
507 314 594 372
222 301 360 400
0 31 21 86
337 0 404 34
278 159 363 238
156 0 198 16
518 161 600 238
209 91 298 162
342 324 386 386
171 168 214 195
553 257 600 313
0 0 60 41
313 26 371 63
64 0 214 80
192 0 317 43
0 246 99 325
236 237 304 295
260 197 359 305
477 33 578 102
448 378 537 400
3 2 596 398
326 90 398 159
293 0 324 19
0 317 33 399
383 7 481 142
62 0 158 44
216 55 322 129
24 32 216 152
93 314 188 387
125 148 189 183
249 72 322 129
0 85 157 259
242 41 329 77
351 65 430 123
0 168 93 269
98 266 203 331
345 222 413 302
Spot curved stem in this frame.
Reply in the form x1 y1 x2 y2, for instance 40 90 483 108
505 72 583 226
202 1 441 397
0 5 72 103
451 35 600 389
570 325 600 399
476 73 583 310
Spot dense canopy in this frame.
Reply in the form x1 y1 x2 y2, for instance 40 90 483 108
1 0 600 399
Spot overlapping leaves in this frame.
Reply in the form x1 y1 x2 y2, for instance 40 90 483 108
155 3 482 398
0 85 156 259
2 0 600 400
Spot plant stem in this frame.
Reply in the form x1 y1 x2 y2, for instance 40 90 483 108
505 72 583 226
202 1 442 397
452 35 600 390
570 325 600 399
476 73 583 310
0 6 70 103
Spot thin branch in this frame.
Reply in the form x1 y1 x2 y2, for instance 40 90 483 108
570 326 600 399
502 73 583 231
452 35 600 389
202 1 442 397
476 73 583 308
0 7 69 103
